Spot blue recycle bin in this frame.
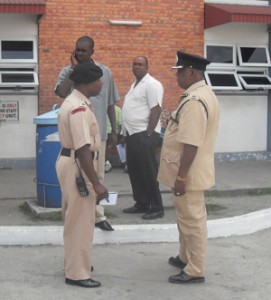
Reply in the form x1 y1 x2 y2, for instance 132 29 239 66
33 108 62 207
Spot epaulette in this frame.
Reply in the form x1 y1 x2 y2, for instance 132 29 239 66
190 95 199 101
71 102 87 114
170 95 208 124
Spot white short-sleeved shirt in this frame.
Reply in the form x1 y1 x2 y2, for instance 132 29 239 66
122 73 164 135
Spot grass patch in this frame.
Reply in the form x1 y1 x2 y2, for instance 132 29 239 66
248 188 271 196
19 202 40 221
206 203 226 214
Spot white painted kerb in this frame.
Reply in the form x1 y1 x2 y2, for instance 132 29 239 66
1 208 271 246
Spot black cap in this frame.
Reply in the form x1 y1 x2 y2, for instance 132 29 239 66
172 51 210 71
69 62 103 84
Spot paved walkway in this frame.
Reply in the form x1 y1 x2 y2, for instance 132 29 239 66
0 160 271 245
1 229 271 300
0 160 271 299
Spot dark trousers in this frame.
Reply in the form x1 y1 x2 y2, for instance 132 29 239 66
126 131 163 212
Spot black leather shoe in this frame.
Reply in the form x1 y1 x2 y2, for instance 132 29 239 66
168 255 187 269
168 271 205 284
123 205 148 214
65 278 101 288
95 220 114 231
142 211 164 220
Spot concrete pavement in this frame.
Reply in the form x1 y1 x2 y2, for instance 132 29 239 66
0 229 271 300
0 159 271 245
0 159 271 299
1 159 271 200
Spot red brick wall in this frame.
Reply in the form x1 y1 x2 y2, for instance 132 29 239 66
38 0 204 114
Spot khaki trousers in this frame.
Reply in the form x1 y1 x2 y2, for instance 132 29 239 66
56 156 96 280
95 140 106 223
173 190 207 277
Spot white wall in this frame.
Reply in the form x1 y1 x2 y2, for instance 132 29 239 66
0 95 38 159
205 23 268 45
205 0 269 6
206 23 269 153
0 14 38 165
0 14 37 35
215 95 267 152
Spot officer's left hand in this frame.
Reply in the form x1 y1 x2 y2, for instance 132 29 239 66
174 180 186 197
94 182 109 202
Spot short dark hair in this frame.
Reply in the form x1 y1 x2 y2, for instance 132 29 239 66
77 36 95 50
138 56 148 66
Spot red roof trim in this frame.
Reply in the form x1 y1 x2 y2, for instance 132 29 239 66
205 4 271 29
0 0 45 14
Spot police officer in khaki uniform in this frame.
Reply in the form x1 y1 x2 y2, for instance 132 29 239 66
56 62 108 288
158 51 220 284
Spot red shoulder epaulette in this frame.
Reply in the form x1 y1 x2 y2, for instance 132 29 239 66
71 107 86 114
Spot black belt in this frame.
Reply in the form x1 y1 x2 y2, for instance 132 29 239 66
61 148 99 160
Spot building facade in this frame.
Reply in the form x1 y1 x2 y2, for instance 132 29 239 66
0 0 270 167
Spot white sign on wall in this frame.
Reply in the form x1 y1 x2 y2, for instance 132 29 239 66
0 100 19 122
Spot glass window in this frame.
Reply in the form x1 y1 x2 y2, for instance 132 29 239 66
237 46 271 66
205 44 236 67
2 41 33 59
0 38 37 63
0 71 38 86
205 71 242 90
204 43 271 91
238 74 271 89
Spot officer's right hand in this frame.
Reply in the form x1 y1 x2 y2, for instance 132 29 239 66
94 183 109 202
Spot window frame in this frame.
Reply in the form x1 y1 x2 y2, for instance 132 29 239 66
237 74 271 90
237 45 271 67
205 70 243 91
0 37 37 63
205 43 236 68
0 71 39 87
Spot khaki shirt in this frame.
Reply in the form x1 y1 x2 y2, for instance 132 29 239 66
158 80 220 191
58 89 101 151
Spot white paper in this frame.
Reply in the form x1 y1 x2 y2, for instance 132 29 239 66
99 192 118 206
116 144 126 163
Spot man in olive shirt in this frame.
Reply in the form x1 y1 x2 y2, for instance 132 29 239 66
55 36 119 231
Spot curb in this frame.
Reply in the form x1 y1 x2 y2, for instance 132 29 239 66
1 208 271 246
1 186 271 202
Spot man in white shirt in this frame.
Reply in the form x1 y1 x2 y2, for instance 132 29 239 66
122 56 164 219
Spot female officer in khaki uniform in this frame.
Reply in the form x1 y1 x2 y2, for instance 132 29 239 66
56 62 108 288
158 51 220 284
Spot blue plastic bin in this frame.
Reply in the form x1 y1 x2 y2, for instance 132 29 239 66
33 109 61 207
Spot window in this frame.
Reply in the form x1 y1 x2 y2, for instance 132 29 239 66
205 44 236 67
0 72 38 86
205 71 242 90
237 45 271 67
205 42 271 91
0 38 37 63
0 67 38 93
238 74 271 90
0 37 38 94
